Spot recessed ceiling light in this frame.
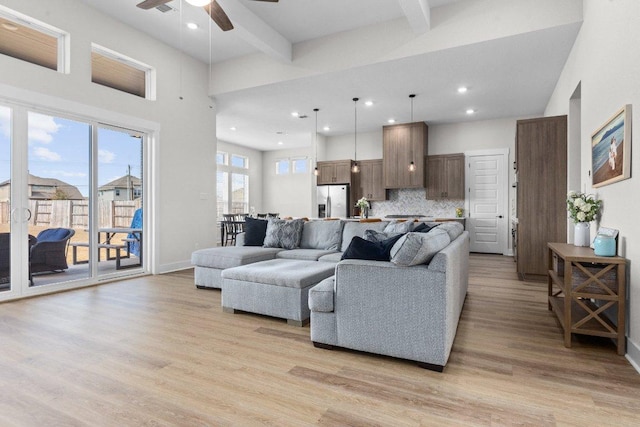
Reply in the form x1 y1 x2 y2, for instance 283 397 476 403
230 126 236 131
186 22 198 30
277 141 284 145
323 126 330 131
291 112 299 117
388 119 396 124
2 22 19 31
466 109 475 114
458 87 468 93
364 100 373 107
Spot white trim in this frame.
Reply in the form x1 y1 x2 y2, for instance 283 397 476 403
627 337 640 374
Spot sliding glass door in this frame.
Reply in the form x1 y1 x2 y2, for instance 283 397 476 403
0 102 146 300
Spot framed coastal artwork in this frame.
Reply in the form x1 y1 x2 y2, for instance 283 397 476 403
592 105 632 188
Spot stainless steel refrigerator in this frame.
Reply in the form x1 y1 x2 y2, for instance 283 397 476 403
317 184 350 218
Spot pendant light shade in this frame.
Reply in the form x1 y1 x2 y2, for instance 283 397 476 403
313 108 319 176
408 94 416 172
352 97 360 173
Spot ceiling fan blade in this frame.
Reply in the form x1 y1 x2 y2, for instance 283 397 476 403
136 0 172 10
205 1 234 32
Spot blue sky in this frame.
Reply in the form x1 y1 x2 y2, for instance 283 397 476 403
1 106 142 197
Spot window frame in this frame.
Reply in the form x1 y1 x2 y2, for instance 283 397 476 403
90 43 156 100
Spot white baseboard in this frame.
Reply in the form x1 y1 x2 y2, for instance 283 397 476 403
158 260 194 274
626 337 640 374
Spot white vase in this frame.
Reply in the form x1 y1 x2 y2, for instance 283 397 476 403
574 222 590 247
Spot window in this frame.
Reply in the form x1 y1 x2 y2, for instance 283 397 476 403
0 6 69 73
275 159 289 175
231 154 248 169
292 158 309 174
217 151 249 216
91 44 156 100
115 189 120 196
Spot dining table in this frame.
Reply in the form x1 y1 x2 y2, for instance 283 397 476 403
99 227 143 269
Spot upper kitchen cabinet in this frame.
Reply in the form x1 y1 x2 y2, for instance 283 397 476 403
316 160 353 185
355 159 386 201
383 122 428 189
426 153 465 199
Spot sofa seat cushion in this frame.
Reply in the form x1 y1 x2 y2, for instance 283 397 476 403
221 259 335 289
276 249 339 261
191 247 283 270
318 252 343 263
309 276 335 312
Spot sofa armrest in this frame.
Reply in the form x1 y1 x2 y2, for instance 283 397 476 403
309 276 335 312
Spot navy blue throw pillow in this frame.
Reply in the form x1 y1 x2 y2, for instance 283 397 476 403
243 217 268 246
341 234 404 261
413 222 439 233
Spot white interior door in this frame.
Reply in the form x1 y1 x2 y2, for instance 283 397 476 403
466 151 508 254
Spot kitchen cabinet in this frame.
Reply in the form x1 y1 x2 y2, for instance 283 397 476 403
383 122 428 189
426 153 465 199
516 115 567 278
353 159 386 201
316 160 352 185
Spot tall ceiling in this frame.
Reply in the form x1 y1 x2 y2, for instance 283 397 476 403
78 0 582 151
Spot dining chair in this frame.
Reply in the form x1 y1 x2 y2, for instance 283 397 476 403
222 213 245 246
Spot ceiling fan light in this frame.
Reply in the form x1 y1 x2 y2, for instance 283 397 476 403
185 0 212 7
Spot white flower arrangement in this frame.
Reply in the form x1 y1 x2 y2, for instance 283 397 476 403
566 191 602 223
355 197 370 210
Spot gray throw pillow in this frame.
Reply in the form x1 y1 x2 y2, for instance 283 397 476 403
263 218 305 249
390 229 451 266
434 221 464 241
364 229 401 243
384 220 414 234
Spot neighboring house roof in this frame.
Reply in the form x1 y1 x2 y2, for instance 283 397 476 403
0 174 84 200
99 175 141 191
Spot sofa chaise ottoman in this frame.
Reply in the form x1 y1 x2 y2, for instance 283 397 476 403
221 258 336 326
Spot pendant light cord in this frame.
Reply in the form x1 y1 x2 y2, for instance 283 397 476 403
353 97 358 162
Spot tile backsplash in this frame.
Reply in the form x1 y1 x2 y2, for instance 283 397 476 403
369 189 464 218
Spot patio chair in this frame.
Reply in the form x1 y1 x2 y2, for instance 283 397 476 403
29 228 75 277
0 233 38 286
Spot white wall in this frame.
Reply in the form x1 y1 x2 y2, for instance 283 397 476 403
324 130 383 161
262 147 314 218
544 0 640 366
0 0 217 273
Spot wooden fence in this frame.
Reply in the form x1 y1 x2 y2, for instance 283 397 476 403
0 200 142 229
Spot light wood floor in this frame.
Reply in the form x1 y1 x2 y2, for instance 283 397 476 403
0 254 638 426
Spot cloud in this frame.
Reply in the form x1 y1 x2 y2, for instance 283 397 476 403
45 170 87 178
98 149 116 164
28 113 61 144
33 146 61 161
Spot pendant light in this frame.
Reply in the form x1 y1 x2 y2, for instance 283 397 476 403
408 94 417 172
352 97 360 173
313 108 319 176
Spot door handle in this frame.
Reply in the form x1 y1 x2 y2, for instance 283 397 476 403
25 208 32 221
497 215 503 218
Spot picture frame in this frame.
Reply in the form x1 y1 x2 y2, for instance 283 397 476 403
592 105 632 188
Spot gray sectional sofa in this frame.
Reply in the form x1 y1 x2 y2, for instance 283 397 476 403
191 218 469 370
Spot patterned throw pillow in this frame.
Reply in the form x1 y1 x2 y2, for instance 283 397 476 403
384 220 414 234
363 229 401 243
263 218 305 249
390 229 451 266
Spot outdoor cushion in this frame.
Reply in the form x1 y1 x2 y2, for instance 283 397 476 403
36 228 73 241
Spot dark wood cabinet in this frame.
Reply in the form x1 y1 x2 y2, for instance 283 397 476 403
516 115 567 278
354 159 385 201
426 153 465 199
383 122 428 189
316 160 352 185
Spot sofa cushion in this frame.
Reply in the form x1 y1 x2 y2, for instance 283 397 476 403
413 222 439 233
221 259 335 289
191 246 283 269
341 234 403 261
384 220 414 234
435 222 464 241
363 229 402 243
340 221 388 252
308 277 335 313
243 217 268 246
300 220 344 250
390 229 451 266
317 252 343 263
277 249 339 261
263 218 305 249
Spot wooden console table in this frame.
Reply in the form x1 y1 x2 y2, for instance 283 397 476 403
547 242 627 355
